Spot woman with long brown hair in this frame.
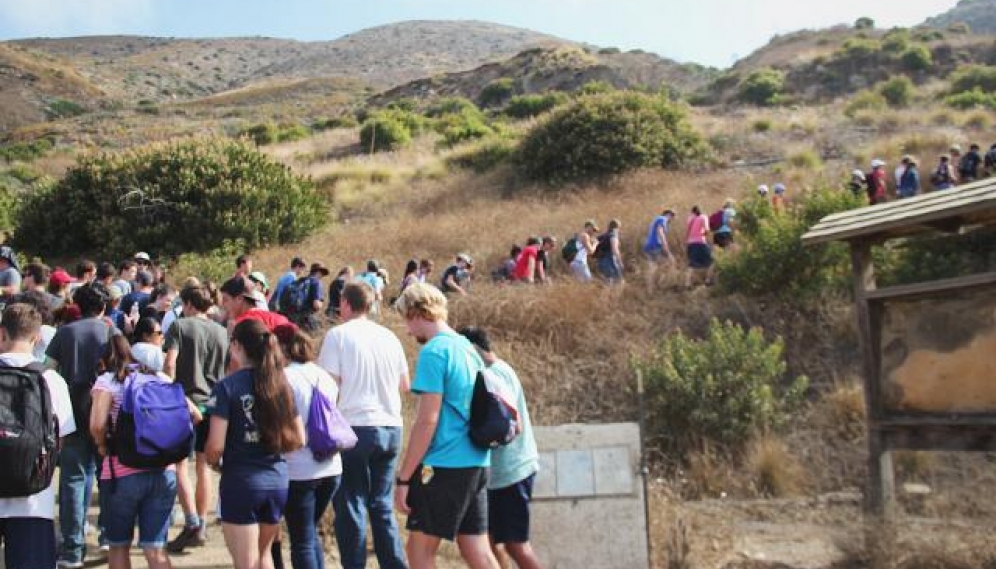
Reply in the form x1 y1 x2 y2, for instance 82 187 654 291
205 318 304 569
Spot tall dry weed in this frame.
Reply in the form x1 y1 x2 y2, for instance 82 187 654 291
745 435 806 498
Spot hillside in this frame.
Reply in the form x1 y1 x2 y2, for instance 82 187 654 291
370 45 717 106
924 0 996 33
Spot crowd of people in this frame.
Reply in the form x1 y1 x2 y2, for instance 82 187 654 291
850 142 996 204
0 249 544 569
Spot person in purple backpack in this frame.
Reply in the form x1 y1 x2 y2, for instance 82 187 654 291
274 323 343 569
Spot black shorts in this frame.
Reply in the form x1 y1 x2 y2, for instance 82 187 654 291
193 414 211 454
406 465 488 540
713 232 733 248
687 243 713 269
488 473 535 544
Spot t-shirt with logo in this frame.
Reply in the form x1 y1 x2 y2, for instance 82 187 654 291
0 353 76 520
643 215 670 252
512 246 539 280
210 368 290 488
411 331 489 469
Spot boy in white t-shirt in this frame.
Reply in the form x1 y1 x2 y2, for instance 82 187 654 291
0 303 76 569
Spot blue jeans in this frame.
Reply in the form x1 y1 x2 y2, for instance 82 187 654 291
59 432 98 563
99 470 177 549
333 426 407 569
0 517 56 569
285 476 341 569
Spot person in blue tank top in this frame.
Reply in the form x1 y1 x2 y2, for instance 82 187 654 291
205 319 305 569
393 283 499 569
643 208 675 291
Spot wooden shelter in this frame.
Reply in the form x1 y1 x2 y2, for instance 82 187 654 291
802 178 996 516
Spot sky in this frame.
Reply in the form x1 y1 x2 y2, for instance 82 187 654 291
0 0 960 68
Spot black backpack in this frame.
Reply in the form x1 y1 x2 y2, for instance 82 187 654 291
279 277 311 315
0 362 60 497
561 236 580 263
468 369 520 449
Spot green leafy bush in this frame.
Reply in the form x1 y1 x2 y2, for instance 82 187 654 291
949 65 996 94
479 78 516 108
239 123 278 146
719 188 865 299
425 97 479 118
45 98 86 119
0 139 54 163
881 29 910 54
945 88 996 110
787 149 823 170
844 90 887 117
577 80 614 96
634 318 808 454
880 228 996 286
838 38 881 60
312 116 358 131
435 107 494 146
503 93 569 119
13 138 325 259
854 17 875 30
136 100 160 115
0 179 18 234
737 68 786 106
276 124 309 142
515 91 707 185
359 109 422 152
446 136 518 172
171 239 247 284
900 45 933 71
878 76 914 107
752 119 773 132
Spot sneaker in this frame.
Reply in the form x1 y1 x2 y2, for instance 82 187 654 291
167 525 206 553
56 559 84 569
99 543 110 554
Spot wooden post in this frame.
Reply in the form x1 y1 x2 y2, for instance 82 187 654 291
850 241 895 518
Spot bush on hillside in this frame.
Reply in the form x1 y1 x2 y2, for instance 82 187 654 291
838 38 881 60
446 136 518 173
425 97 480 118
634 318 808 455
577 80 615 96
503 92 569 119
515 91 707 185
45 98 86 119
878 76 914 107
945 88 996 110
854 17 875 30
881 228 996 286
479 78 516 108
239 123 278 146
718 188 865 299
737 68 786 106
13 138 325 259
0 180 18 235
900 45 933 72
0 139 54 163
359 108 423 152
435 107 494 146
881 29 910 54
312 115 359 131
844 90 887 117
949 65 996 94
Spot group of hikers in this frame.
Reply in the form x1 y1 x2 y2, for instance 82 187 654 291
0 248 544 569
851 142 996 204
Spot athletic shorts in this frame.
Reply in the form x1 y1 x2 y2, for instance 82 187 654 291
219 476 288 526
405 465 488 540
193 413 211 454
687 243 713 269
644 246 671 262
713 232 733 249
488 473 535 544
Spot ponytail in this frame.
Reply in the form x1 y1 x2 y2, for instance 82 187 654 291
231 319 303 454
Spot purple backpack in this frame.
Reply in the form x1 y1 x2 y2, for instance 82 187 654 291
113 368 193 469
306 374 357 461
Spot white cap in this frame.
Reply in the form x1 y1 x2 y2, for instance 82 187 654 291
251 290 269 310
131 343 165 372
757 184 769 195
134 251 151 262
870 159 885 168
852 169 866 179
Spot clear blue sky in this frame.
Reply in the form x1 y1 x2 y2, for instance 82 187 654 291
0 0 958 67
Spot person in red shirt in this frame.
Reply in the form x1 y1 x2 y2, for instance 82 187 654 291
867 159 888 205
512 237 543 283
219 276 289 334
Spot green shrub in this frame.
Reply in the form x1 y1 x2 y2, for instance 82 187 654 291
838 38 881 60
881 29 910 54
425 97 479 118
577 80 614 96
944 88 996 110
359 108 425 152
0 139 54 163
136 100 160 115
515 91 707 185
312 116 358 131
386 98 417 112
878 76 914 107
239 123 278 146
752 119 773 133
435 108 494 146
45 98 86 119
854 17 875 30
949 65 996 94
844 90 887 117
900 45 933 71
479 78 516 108
718 188 865 299
0 179 18 234
6 164 41 184
597 47 621 55
503 93 569 119
276 124 309 142
737 68 785 106
880 228 996 287
914 30 945 42
13 138 325 259
634 318 808 454
172 239 247 284
446 136 518 172
787 149 823 170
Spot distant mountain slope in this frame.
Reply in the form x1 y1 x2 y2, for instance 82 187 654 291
371 45 716 106
923 0 996 33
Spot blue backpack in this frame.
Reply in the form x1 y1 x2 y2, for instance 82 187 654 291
305 374 357 461
280 277 311 315
468 369 520 449
112 369 193 469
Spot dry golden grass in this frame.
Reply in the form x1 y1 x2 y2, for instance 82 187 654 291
745 435 806 498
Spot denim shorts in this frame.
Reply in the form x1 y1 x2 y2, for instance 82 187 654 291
99 469 177 549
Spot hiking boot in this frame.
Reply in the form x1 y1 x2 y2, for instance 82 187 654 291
167 525 205 553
